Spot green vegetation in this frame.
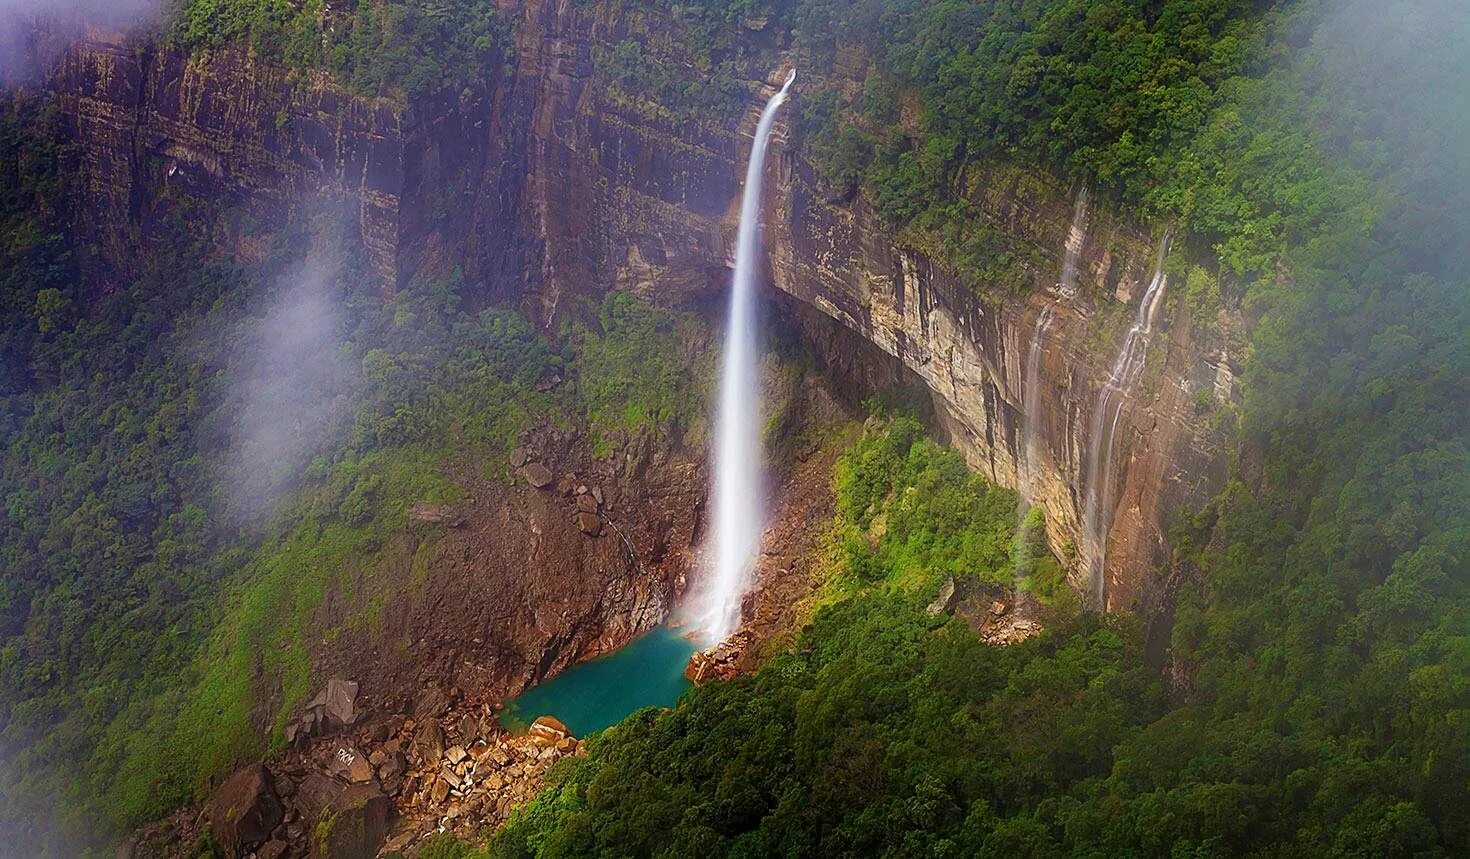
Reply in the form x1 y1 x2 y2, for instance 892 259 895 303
1 0 1465 855
493 603 1153 857
172 0 512 98
573 291 709 450
485 418 1144 856
826 416 1018 598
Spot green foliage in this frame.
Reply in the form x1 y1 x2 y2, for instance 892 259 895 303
494 596 1158 856
493 3 1467 854
0 124 709 847
172 0 512 98
574 291 707 446
828 416 1018 596
595 39 746 128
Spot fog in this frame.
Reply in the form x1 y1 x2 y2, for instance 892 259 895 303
219 258 359 521
0 0 159 81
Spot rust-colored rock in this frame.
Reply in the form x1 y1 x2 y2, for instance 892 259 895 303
308 783 392 859
528 716 570 744
575 511 602 536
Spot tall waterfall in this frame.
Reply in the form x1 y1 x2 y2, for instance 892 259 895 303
1080 230 1172 609
693 70 795 644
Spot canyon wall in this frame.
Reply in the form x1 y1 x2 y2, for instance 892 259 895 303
27 0 1238 619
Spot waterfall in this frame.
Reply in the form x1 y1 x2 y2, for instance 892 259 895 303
693 70 795 644
1080 230 1173 610
1021 306 1055 503
1058 187 1090 298
1021 186 1088 503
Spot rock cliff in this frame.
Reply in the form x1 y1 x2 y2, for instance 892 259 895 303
27 0 1237 622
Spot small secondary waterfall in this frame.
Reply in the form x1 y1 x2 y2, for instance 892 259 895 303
693 70 795 644
1058 187 1090 298
1020 186 1089 502
1080 230 1173 609
1020 306 1055 502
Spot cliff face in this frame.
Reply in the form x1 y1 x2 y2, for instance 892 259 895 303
495 0 1240 615
32 0 1237 617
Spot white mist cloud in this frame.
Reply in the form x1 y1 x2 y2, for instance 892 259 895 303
222 259 360 521
0 0 159 81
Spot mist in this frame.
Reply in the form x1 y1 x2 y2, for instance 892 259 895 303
0 0 159 81
218 259 359 521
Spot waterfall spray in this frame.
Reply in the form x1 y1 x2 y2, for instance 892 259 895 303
1080 230 1173 610
693 70 795 644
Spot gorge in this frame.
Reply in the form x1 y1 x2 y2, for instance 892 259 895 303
0 1 1464 857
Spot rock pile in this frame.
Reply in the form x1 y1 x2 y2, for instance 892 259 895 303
684 631 753 685
197 678 583 858
384 711 582 853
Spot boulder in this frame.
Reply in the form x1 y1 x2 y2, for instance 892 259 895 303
327 746 375 784
413 684 450 719
309 783 392 859
575 511 602 536
376 750 406 784
521 462 554 489
412 721 445 764
684 650 716 685
456 713 480 745
575 493 599 513
528 716 570 744
305 678 361 729
509 448 529 468
295 773 344 822
926 576 957 616
208 764 282 857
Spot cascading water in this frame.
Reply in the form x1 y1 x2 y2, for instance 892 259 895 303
1080 230 1173 609
1014 187 1088 606
1058 187 1090 298
1020 186 1089 501
692 70 795 644
1020 307 1055 503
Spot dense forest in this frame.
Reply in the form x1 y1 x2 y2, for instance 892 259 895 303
0 0 1465 855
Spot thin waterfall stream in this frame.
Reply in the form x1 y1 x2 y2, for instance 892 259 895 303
691 70 795 644
1080 230 1172 609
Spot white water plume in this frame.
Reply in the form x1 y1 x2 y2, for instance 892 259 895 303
691 69 795 644
1080 230 1173 609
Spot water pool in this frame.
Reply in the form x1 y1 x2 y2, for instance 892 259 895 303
499 625 698 737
